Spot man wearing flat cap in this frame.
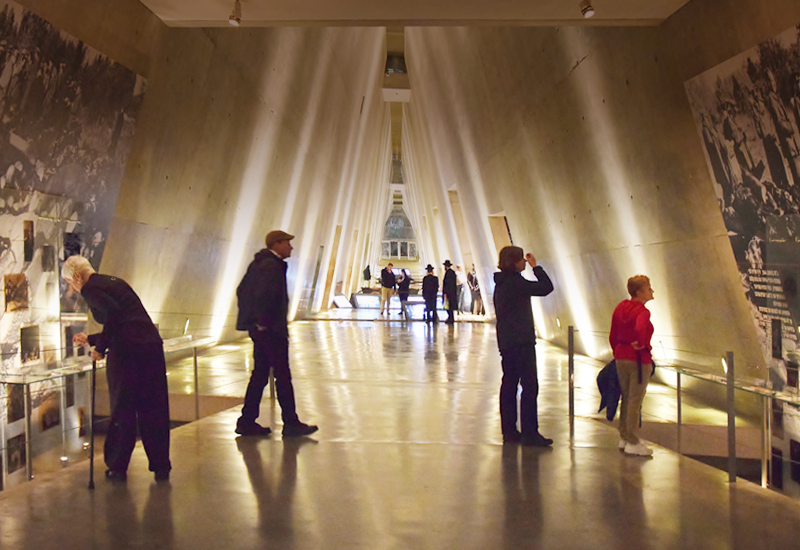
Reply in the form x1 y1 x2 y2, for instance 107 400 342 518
235 230 318 438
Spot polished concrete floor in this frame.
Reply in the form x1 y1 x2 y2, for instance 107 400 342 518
2 321 800 549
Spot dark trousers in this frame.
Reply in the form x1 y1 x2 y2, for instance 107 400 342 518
240 329 299 425
105 345 171 473
444 292 456 323
499 344 540 437
423 294 438 322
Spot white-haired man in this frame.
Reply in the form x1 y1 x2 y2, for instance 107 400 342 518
62 255 171 482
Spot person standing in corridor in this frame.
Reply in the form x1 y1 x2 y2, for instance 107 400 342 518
62 255 171 482
610 275 655 457
493 246 554 446
442 260 457 324
379 263 397 317
422 264 439 323
235 230 318 438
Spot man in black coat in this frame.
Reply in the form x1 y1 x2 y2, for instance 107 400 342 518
235 230 318 438
493 246 554 446
62 255 171 482
421 264 439 323
442 260 457 324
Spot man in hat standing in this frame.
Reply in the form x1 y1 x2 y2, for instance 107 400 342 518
235 230 318 438
442 260 457 325
421 264 439 323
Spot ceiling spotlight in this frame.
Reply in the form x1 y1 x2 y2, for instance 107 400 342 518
580 1 595 18
229 0 242 26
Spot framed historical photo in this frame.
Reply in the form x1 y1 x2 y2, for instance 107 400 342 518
4 274 27 312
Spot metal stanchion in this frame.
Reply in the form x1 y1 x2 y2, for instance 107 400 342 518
88 360 97 490
726 351 736 483
193 346 200 420
676 372 682 454
24 383 32 481
762 395 770 488
568 326 575 442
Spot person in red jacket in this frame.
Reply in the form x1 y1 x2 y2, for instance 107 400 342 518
609 275 655 456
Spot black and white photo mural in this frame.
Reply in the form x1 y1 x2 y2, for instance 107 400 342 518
686 24 800 484
0 0 146 377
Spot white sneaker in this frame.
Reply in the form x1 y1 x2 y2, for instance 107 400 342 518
624 442 653 456
618 439 627 450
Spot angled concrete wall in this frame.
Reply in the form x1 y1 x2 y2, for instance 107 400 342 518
402 0 800 379
19 0 391 342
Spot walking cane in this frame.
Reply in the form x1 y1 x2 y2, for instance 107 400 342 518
88 359 97 490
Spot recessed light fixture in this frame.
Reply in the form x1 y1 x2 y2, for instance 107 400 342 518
229 0 242 26
580 1 595 18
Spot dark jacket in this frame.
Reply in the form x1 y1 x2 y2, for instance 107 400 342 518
422 274 439 297
398 275 412 299
442 268 457 297
380 267 396 289
493 266 554 350
596 360 621 421
82 273 162 355
236 249 289 334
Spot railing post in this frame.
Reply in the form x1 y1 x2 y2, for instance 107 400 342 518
762 395 770 488
726 351 736 483
24 383 33 480
568 326 575 442
193 346 200 420
676 372 682 454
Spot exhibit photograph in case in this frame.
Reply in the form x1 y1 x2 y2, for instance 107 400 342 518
39 391 60 432
20 325 40 363
41 244 55 272
4 273 27 311
7 384 24 422
7 433 26 474
22 220 33 261
66 374 75 407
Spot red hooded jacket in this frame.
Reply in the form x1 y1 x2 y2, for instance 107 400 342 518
609 299 653 364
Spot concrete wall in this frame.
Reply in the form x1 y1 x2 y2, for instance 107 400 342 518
18 0 391 342
402 0 800 380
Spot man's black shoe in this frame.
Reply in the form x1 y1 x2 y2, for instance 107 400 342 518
105 469 127 482
521 434 553 447
503 431 522 444
154 470 170 482
235 422 272 437
282 422 318 438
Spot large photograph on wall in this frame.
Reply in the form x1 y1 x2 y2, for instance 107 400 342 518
0 1 146 373
685 24 800 438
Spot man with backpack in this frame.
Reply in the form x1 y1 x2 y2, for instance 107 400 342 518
235 230 318 438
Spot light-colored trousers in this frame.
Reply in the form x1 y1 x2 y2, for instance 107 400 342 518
380 287 393 312
616 359 652 445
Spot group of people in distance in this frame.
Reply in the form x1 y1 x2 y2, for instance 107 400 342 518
377 259 469 324
59 229 656 483
377 262 415 319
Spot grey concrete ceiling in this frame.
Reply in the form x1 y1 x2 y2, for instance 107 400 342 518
138 0 693 27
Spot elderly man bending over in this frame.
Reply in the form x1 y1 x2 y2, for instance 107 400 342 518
62 255 171 482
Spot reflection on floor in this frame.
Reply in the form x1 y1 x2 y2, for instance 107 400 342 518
1 321 799 549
